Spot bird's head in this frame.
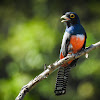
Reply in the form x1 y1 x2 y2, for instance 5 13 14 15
61 12 80 26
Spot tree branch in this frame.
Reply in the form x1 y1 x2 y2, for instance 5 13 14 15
15 41 100 100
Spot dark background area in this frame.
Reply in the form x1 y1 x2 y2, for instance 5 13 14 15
0 0 100 100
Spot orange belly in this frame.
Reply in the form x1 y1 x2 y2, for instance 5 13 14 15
70 35 85 53
60 35 85 67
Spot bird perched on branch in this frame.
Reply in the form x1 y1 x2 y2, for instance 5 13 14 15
54 12 87 96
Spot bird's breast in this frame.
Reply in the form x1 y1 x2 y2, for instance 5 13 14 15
60 34 85 67
69 34 85 53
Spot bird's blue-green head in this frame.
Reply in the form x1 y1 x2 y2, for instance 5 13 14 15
61 12 80 27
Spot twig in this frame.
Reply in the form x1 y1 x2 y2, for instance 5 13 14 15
15 41 100 100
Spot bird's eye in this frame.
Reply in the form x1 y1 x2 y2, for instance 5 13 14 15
70 14 75 18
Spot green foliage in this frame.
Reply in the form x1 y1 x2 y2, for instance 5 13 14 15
2 18 57 69
0 0 100 100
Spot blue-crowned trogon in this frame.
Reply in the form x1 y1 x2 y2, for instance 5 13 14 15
54 12 87 96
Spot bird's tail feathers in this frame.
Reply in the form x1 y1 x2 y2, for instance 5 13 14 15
54 66 71 96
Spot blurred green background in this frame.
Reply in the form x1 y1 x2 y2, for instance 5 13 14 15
0 0 100 100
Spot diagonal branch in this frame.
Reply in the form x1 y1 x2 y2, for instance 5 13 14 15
15 41 100 100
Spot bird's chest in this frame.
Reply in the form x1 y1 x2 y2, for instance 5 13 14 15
68 34 85 53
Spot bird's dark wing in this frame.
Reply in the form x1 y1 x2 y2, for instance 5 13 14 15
60 32 70 57
82 32 87 49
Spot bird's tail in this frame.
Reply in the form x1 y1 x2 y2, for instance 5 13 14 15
54 66 71 96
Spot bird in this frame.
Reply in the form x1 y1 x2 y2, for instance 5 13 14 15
54 12 87 96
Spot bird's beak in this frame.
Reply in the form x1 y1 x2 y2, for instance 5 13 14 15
61 15 70 22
